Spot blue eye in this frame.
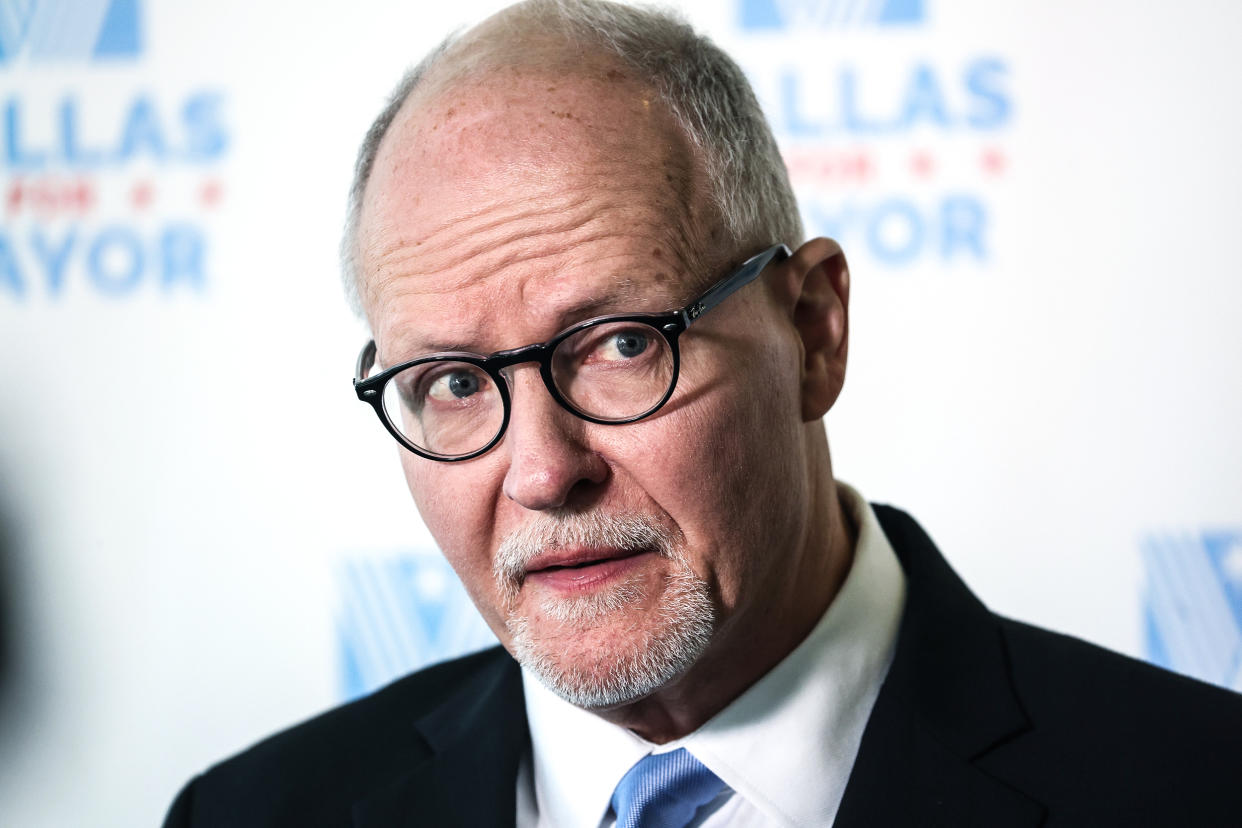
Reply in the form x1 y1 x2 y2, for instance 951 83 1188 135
428 368 486 401
448 373 480 397
608 330 649 359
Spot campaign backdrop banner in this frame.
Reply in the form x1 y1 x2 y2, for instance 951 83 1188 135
1 1 1239 824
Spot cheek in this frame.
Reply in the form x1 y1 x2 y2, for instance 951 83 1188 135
401 453 507 621
403 451 491 539
645 329 808 594
681 322 804 480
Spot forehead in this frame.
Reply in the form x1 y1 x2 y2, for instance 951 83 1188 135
356 65 715 358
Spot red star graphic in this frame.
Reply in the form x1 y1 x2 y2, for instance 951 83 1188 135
6 180 23 216
981 148 1007 176
131 181 153 209
201 179 222 207
910 151 934 178
846 153 873 183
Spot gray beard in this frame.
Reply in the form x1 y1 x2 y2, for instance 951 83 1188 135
494 512 716 709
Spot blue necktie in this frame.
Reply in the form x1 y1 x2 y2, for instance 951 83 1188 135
610 748 726 828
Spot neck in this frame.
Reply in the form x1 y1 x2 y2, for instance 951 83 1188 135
592 433 856 743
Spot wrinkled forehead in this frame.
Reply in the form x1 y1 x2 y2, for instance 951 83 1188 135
354 65 719 335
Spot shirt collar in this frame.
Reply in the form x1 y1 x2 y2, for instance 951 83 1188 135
521 482 907 827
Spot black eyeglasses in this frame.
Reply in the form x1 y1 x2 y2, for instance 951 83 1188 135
354 243 791 462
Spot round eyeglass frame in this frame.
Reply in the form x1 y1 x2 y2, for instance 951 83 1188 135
355 313 686 461
353 243 791 462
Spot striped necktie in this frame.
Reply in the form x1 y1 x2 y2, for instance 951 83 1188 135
610 748 726 828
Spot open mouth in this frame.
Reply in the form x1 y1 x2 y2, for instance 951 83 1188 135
524 547 654 591
540 559 614 572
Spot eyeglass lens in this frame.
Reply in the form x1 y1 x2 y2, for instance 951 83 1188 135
376 319 675 458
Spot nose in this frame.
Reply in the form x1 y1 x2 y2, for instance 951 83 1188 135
500 365 608 511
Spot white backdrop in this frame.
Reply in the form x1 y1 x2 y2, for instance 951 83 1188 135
1 1 1240 825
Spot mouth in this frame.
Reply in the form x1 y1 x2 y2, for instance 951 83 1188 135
523 546 655 592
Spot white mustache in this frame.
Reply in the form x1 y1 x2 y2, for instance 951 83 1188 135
493 512 674 599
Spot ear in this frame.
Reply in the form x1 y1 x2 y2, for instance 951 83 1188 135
771 238 850 422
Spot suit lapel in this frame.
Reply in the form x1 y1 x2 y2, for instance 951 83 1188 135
352 650 528 828
835 506 1045 828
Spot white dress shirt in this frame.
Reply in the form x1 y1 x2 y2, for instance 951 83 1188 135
515 483 907 827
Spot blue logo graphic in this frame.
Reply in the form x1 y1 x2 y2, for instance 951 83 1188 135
1143 531 1242 692
0 0 141 64
337 550 497 701
740 0 924 30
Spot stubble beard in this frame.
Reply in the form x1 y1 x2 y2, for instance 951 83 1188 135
494 512 716 709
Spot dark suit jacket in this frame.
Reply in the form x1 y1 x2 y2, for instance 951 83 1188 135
163 505 1242 826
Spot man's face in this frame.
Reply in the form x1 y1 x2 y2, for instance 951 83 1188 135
358 67 815 708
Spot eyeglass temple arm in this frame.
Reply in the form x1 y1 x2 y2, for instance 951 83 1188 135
354 339 378 394
353 245 793 384
680 244 792 326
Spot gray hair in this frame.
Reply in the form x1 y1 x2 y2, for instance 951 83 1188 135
340 0 803 316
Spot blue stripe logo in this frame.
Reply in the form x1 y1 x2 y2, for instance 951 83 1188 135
337 550 497 701
0 0 141 64
739 0 925 30
1143 530 1242 691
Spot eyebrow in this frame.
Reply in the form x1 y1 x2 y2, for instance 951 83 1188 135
393 276 680 360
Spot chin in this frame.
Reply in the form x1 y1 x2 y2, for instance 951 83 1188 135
507 563 716 709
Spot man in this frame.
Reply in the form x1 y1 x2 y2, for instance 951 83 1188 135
164 2 1242 826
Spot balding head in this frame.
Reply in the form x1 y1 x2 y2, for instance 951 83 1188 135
341 0 802 317
357 51 715 336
